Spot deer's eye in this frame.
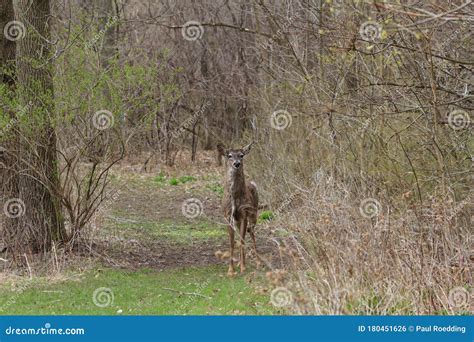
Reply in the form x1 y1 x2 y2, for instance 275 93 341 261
228 155 232 159
239 154 244 158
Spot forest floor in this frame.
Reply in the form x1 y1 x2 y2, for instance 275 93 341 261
0 152 280 315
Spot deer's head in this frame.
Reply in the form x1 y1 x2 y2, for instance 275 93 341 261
225 142 253 171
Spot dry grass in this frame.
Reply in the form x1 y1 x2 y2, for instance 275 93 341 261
252 171 472 315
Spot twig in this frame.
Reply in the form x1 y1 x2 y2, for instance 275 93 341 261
23 254 32 280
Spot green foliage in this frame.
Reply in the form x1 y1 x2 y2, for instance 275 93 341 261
153 172 166 183
54 31 181 134
168 178 179 185
259 211 274 221
178 175 196 183
168 175 196 185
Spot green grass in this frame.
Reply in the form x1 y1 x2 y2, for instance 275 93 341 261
0 266 276 315
169 175 196 186
206 182 224 196
178 175 196 183
169 177 179 185
110 219 226 244
259 211 274 222
114 172 197 188
153 172 166 184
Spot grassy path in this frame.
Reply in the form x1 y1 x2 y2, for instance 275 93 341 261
0 266 275 315
0 159 277 315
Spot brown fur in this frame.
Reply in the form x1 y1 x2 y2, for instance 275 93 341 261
222 143 258 275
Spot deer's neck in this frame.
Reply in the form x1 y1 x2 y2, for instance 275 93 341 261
227 166 246 204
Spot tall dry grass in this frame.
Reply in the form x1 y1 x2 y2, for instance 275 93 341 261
246 113 472 315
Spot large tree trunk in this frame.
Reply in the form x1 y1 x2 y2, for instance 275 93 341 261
0 0 18 256
13 0 65 254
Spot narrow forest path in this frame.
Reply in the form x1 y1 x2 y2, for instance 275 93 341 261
94 153 273 271
0 153 278 315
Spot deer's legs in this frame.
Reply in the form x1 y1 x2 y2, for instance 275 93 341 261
227 224 235 276
248 222 262 268
249 226 257 254
239 219 247 273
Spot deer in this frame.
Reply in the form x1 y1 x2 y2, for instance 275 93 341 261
222 142 258 276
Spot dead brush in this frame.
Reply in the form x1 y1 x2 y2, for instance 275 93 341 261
276 188 471 314
253 169 472 314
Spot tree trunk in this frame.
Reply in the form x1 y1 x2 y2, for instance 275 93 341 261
0 0 19 257
13 0 65 254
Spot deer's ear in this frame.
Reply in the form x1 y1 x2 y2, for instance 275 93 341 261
242 142 253 155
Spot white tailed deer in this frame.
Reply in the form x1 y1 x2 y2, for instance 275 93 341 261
222 142 258 275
